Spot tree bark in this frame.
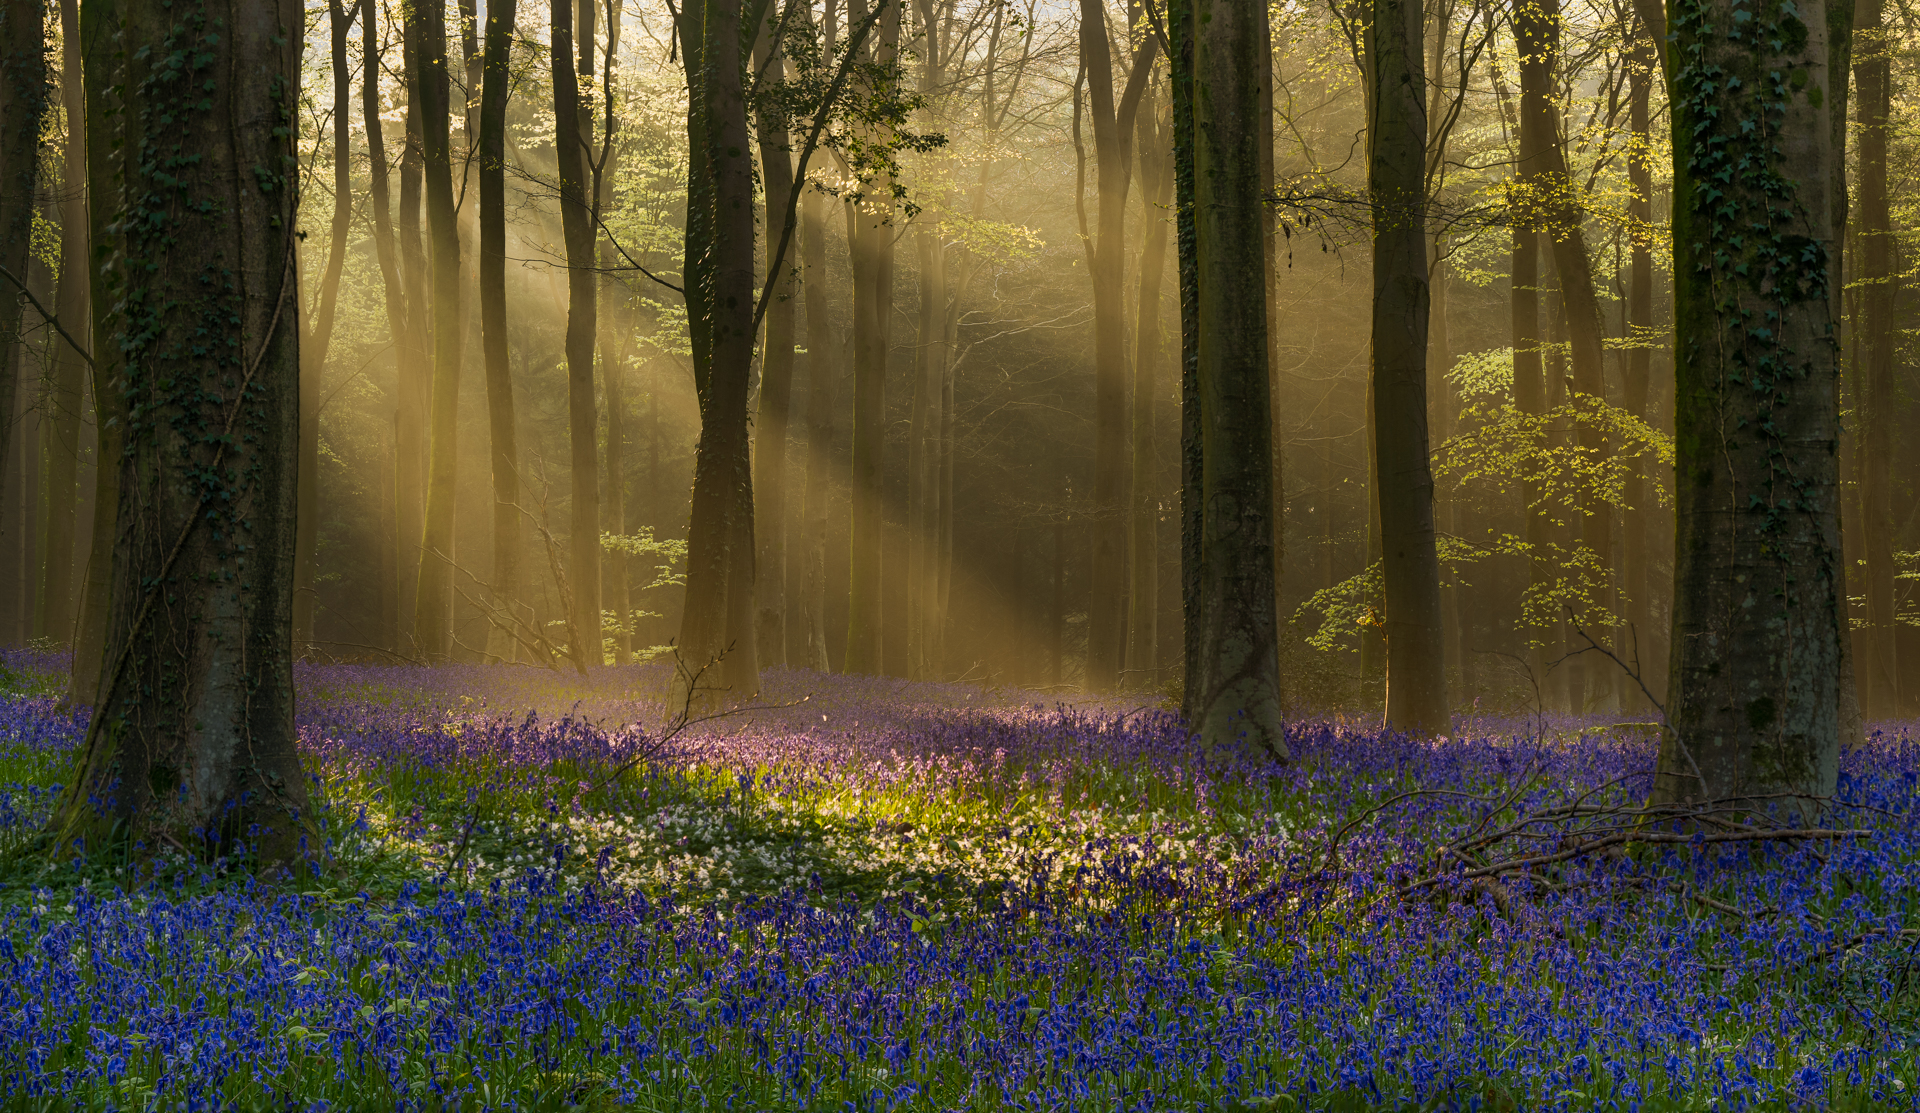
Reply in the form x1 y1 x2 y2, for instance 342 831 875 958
595 1 628 666
70 0 121 701
1513 0 1552 700
1624 26 1655 709
1368 0 1446 733
1128 91 1169 687
795 104 836 673
675 0 761 701
35 0 85 648
52 0 310 863
553 0 600 667
295 0 358 657
395 10 429 653
1853 0 1895 717
1655 0 1846 806
843 0 899 677
0 0 47 510
754 15 795 670
1183 0 1285 756
412 0 463 661
479 0 521 662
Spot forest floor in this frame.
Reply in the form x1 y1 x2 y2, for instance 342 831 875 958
0 648 1915 1112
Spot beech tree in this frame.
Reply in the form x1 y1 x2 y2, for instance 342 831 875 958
1654 0 1849 804
53 0 310 860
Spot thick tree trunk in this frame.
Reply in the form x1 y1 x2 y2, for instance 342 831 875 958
52 0 310 862
479 0 521 662
1173 0 1202 719
37 0 85 647
295 0 358 657
553 0 599 667
675 0 761 701
1128 100 1169 687
413 0 463 661
70 0 120 701
1853 0 1896 717
1367 0 1446 733
1184 0 1285 757
0 0 47 508
1655 0 1846 806
1513 0 1552 700
754 22 795 670
796 171 835 672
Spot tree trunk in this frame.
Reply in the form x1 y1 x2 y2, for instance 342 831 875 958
1128 97 1169 687
754 18 795 670
52 0 310 863
479 0 521 662
1368 0 1446 733
796 153 835 672
1513 0 1552 700
675 0 761 702
553 0 599 667
294 0 357 658
412 0 463 662
35 0 84 648
1173 0 1202 720
1078 0 1155 692
1183 0 1285 756
395 11 429 653
843 0 898 677
1655 0 1846 806
70 0 121 700
361 0 412 654
0 0 47 510
1624 27 1655 708
1853 0 1895 717
596 1 628 666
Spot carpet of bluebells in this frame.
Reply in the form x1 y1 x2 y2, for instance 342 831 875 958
0 647 1916 1112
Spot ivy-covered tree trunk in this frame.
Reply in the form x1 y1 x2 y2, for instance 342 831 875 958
295 0 358 658
52 0 311 863
1654 0 1847 806
1182 0 1285 757
1367 0 1446 733
478 0 522 662
676 0 761 702
0 0 47 507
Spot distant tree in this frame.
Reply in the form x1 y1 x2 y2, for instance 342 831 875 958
36 0 85 649
0 0 47 505
1654 0 1849 805
52 0 310 863
479 0 523 661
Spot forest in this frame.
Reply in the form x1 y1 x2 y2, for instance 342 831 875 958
0 0 1915 1108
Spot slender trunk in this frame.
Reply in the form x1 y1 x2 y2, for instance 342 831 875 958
754 20 795 669
1078 0 1154 692
395 12 429 653
1128 101 1169 686
70 0 120 699
597 1 628 665
796 160 835 672
295 0 357 657
1854 0 1895 717
37 0 85 647
843 0 898 676
362 0 410 653
1513 0 1552 700
0 0 47 506
412 0 463 661
1186 0 1285 756
553 0 600 667
1625 29 1654 707
479 0 521 661
53 0 310 861
1172 0 1202 718
908 222 940 679
1655 0 1846 806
